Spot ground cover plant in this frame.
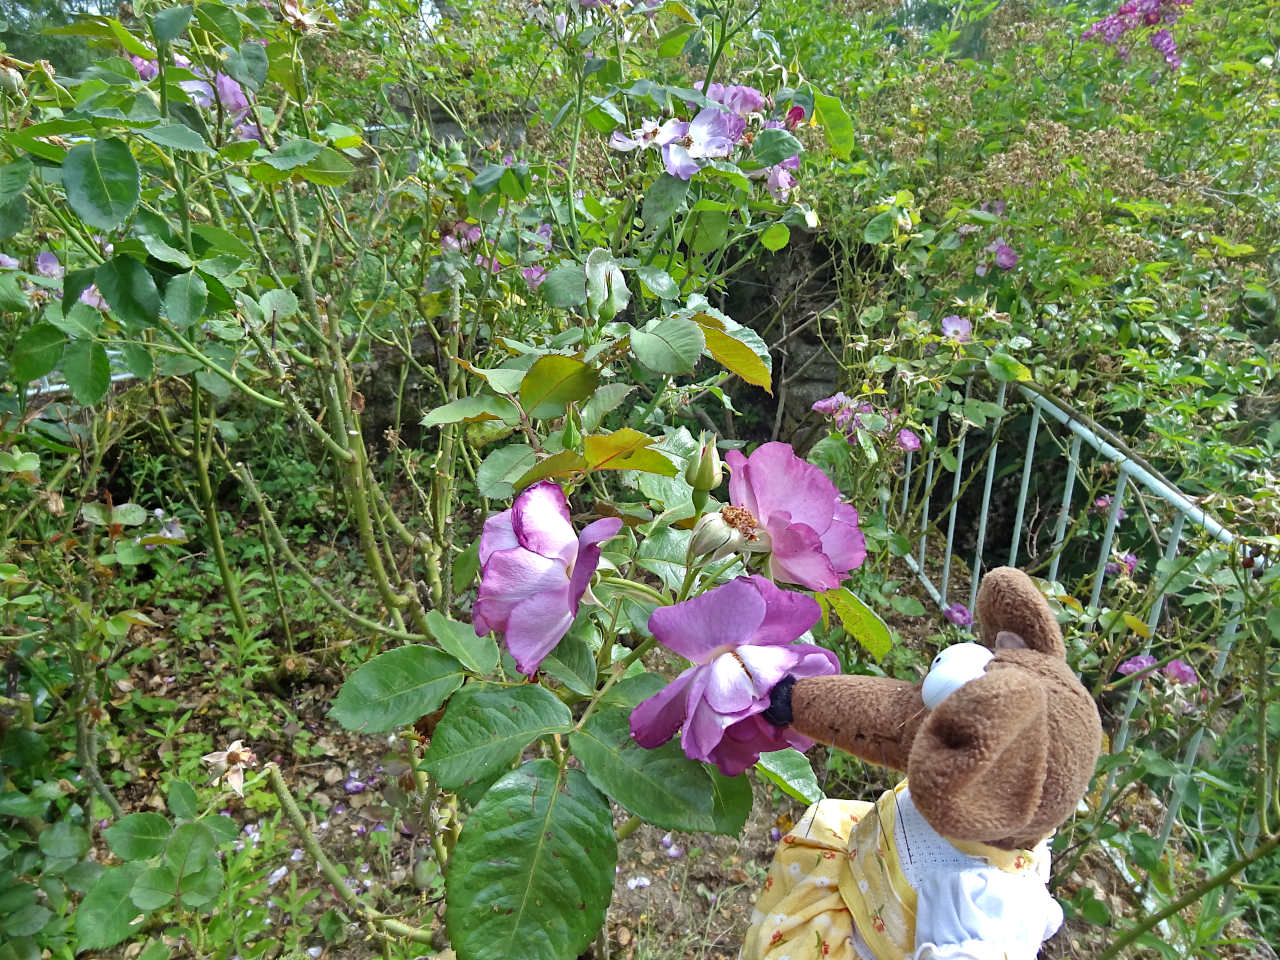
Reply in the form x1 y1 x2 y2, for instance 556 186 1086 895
0 0 1277 958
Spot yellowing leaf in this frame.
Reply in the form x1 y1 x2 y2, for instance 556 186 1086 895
514 451 588 491
821 587 892 661
1122 614 1151 638
584 428 677 476
691 312 772 394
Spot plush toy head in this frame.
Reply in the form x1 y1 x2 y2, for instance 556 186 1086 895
784 566 1102 850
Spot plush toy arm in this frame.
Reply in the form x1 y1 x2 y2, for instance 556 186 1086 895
779 675 927 771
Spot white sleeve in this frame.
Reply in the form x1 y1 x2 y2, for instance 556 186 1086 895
912 868 1064 960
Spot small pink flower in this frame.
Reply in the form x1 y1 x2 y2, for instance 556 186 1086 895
1118 654 1157 677
896 428 921 452
474 482 621 675
1163 659 1197 685
944 603 972 628
35 252 63 278
940 314 971 342
785 105 806 130
202 740 256 796
522 265 548 289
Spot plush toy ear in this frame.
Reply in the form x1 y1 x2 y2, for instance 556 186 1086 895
976 567 1065 659
907 668 1048 846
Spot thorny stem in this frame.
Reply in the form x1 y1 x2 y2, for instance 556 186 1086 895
266 764 434 944
191 380 250 635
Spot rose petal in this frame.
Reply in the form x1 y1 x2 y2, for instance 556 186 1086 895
747 575 822 645
734 442 840 533
648 577 766 663
504 587 575 675
473 547 566 635
569 516 623 609
736 643 800 695
511 481 577 562
630 668 696 748
820 503 867 576
703 653 762 713
767 517 841 592
478 509 518 566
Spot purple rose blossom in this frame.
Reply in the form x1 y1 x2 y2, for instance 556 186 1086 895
629 575 839 776
130 55 159 81
1118 654 1158 677
473 481 622 675
1163 659 1197 685
662 107 739 180
940 314 972 342
522 265 548 289
0 254 18 270
609 118 663 153
725 442 866 592
785 106 806 130
215 73 250 112
35 252 63 278
1107 552 1139 578
896 429 921 453
993 242 1019 270
708 83 766 117
811 392 852 419
944 603 973 628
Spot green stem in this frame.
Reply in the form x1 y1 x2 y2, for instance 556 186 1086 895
1095 831 1280 960
615 815 642 841
191 379 250 635
266 764 434 944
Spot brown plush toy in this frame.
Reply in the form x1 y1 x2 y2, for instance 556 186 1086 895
741 567 1102 960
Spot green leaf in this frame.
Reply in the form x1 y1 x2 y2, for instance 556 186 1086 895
9 323 66 382
262 139 322 171
635 265 680 300
104 812 171 861
540 620 598 695
152 5 193 43
164 822 216 878
541 262 587 308
812 91 854 160
223 43 268 93
985 352 1032 383
0 273 28 312
756 749 824 804
0 157 32 204
423 686 572 791
0 194 27 242
863 209 896 244
330 646 465 733
139 122 211 154
176 857 223 908
129 866 177 910
167 780 198 820
95 256 161 329
425 610 499 676
518 355 600 419
570 675 752 834
581 383 634 433
630 316 705 374
641 173 689 230
38 820 90 859
62 138 140 230
76 864 146 950
753 128 802 167
60 340 111 406
139 233 192 267
421 395 518 427
259 288 298 321
297 147 355 187
445 761 615 960
194 2 241 46
760 222 790 252
889 594 926 617
691 311 771 393
475 443 537 500
164 271 207 328
820 587 892 660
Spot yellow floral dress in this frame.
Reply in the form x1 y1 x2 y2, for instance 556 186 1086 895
741 782 1060 960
